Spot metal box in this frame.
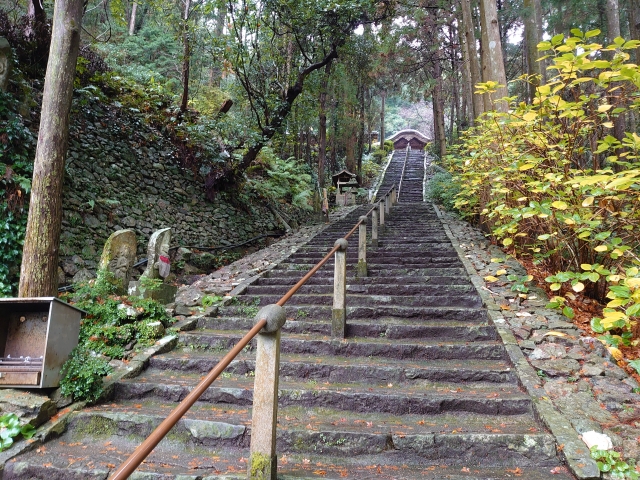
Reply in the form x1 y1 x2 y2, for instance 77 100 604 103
0 297 84 388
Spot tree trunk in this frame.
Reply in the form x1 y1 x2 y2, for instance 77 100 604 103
330 99 338 173
607 0 621 42
629 0 640 63
457 1 474 127
180 0 191 113
19 0 83 297
318 60 332 188
210 4 227 86
129 2 138 35
433 58 447 158
460 0 484 118
345 134 356 173
379 90 386 149
523 0 542 102
235 49 338 174
356 86 366 175
25 0 46 38
479 0 509 111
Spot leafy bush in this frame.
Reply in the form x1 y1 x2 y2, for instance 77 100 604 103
245 148 313 210
427 171 460 212
59 349 112 403
59 270 172 401
448 30 640 344
0 91 34 296
0 413 35 451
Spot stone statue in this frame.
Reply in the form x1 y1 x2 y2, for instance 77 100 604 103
0 37 11 92
141 228 171 280
99 229 137 294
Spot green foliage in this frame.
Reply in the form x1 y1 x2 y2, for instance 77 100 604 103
427 171 460 211
95 25 182 93
371 148 388 163
59 348 112 403
201 295 223 308
59 270 172 401
448 31 640 343
590 446 638 479
245 148 313 210
0 91 34 296
0 413 36 451
360 156 382 187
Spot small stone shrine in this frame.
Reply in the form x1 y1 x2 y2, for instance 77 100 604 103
141 227 171 280
130 228 177 304
332 170 360 206
99 229 137 294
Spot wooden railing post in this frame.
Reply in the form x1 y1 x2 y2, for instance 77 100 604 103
249 304 287 480
357 216 367 278
385 194 390 217
379 200 385 232
332 239 348 338
371 206 379 247
391 186 397 205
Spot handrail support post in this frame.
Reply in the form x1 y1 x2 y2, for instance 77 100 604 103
357 216 367 278
249 305 287 480
379 200 385 233
332 239 348 338
385 194 390 217
391 186 397 206
371 207 379 247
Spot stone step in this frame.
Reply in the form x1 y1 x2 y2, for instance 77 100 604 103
177 331 505 361
3 407 569 479
150 352 514 383
222 304 488 322
254 275 471 286
114 373 532 416
193 316 497 341
245 283 475 296
236 293 482 309
262 267 468 278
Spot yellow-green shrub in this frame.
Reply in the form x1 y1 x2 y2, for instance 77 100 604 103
449 30 640 345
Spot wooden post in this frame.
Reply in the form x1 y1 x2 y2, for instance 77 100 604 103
379 200 385 232
371 206 379 247
249 304 287 480
332 239 348 338
385 195 390 217
357 216 367 278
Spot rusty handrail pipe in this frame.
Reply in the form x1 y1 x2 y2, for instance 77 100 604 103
276 244 340 306
109 319 267 480
110 204 384 479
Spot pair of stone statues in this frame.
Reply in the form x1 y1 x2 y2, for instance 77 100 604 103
98 228 171 295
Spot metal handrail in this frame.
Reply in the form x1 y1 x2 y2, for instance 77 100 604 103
108 189 395 479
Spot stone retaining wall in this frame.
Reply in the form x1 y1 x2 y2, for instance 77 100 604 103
57 98 302 280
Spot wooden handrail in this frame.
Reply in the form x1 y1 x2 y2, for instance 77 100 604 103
109 319 267 480
108 198 393 479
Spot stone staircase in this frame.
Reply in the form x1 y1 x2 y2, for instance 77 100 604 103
4 149 576 479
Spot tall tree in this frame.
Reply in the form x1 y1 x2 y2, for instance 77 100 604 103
317 60 332 187
523 0 543 101
223 0 393 183
479 0 508 111
19 0 84 296
460 0 484 118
